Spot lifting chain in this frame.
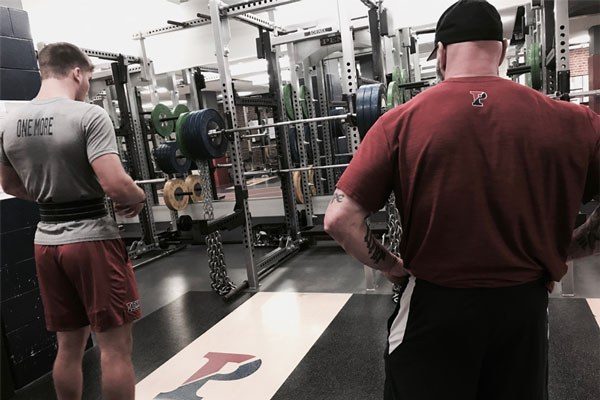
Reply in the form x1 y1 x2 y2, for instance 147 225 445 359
206 231 236 296
199 162 236 296
385 194 404 303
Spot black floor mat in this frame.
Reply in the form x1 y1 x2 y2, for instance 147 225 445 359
272 294 394 400
548 299 600 400
273 296 600 400
11 291 252 400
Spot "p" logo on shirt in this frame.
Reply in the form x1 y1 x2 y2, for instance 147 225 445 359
470 91 488 107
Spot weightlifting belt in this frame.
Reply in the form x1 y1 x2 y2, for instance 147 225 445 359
38 198 108 223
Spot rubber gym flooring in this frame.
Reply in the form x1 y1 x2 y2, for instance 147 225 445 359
11 243 600 400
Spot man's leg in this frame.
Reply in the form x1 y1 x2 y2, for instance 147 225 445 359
53 326 91 400
56 239 141 400
95 323 135 400
476 281 549 400
34 244 91 400
384 278 490 400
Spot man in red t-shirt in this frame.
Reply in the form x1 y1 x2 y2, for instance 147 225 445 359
324 1 599 399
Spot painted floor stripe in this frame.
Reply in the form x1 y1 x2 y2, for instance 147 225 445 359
586 298 600 328
135 292 351 400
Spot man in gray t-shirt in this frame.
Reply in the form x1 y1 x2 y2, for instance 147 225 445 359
0 42 144 400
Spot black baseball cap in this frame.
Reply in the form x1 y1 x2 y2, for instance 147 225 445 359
427 0 503 61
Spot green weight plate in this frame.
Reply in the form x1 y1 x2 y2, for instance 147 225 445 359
392 66 407 84
175 112 191 158
299 85 310 119
526 42 542 90
392 66 400 82
282 84 295 120
386 81 402 109
173 104 190 118
151 103 175 138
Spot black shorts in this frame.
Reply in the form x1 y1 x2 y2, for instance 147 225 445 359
384 277 549 400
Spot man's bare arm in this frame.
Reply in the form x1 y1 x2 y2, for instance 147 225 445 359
567 206 600 260
0 164 34 201
91 154 145 206
324 189 407 278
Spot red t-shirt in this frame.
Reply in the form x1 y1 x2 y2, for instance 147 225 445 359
337 76 600 288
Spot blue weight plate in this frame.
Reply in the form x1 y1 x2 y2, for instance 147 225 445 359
198 109 228 159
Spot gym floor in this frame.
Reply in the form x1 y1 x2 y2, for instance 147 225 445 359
12 243 600 400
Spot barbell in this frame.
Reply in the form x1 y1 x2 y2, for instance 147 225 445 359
148 82 388 160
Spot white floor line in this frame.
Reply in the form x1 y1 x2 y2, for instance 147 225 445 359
586 298 600 329
135 292 351 400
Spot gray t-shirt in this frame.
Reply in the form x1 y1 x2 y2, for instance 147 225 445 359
0 97 121 245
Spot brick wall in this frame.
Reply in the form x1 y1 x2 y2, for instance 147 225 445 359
570 47 590 77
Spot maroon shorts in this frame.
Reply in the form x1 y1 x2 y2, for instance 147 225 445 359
34 239 141 332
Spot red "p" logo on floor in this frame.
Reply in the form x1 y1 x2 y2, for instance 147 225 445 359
155 352 262 399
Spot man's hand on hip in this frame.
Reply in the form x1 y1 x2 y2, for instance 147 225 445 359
383 255 409 284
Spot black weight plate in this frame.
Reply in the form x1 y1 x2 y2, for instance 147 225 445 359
180 111 199 160
368 82 386 126
288 127 300 165
357 83 386 139
185 111 210 160
186 111 211 160
356 84 372 138
198 109 228 159
153 141 191 174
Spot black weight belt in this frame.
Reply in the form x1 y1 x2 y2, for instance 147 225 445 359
38 198 108 223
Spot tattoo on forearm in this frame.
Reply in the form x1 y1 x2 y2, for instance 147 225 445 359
330 191 345 204
364 220 387 264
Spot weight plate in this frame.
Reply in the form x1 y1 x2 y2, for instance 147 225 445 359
526 42 542 90
198 109 228 159
175 112 191 157
292 170 316 204
173 104 190 118
151 103 175 138
356 83 387 139
153 141 192 174
183 111 210 160
184 175 203 203
386 81 402 109
288 126 300 165
282 84 295 120
179 110 221 160
299 85 310 119
163 178 189 211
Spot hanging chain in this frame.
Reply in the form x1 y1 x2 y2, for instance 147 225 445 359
199 162 236 296
386 194 402 256
385 194 404 303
